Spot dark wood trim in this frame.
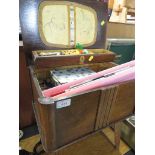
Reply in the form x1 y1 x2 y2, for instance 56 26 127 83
19 46 36 128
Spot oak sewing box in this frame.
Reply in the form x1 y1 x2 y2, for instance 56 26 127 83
20 0 135 153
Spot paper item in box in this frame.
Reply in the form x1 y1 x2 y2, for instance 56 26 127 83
51 67 95 84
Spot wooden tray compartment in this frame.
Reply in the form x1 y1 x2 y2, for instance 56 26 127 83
32 49 116 69
30 62 135 152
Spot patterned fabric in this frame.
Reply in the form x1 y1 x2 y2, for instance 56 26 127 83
51 67 95 84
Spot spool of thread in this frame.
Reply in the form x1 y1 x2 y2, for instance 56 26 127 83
79 50 83 54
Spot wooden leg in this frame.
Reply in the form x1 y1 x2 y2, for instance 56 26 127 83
114 122 122 149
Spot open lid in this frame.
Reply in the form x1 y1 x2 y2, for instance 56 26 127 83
20 0 108 61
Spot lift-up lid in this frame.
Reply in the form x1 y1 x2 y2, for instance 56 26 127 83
20 0 115 67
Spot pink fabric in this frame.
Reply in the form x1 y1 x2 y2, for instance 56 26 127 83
43 60 135 97
52 66 135 100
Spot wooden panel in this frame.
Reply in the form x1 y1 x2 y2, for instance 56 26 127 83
95 86 118 130
104 86 118 126
33 103 56 152
33 90 101 152
55 90 100 147
31 72 57 152
107 22 135 39
19 0 108 61
108 0 114 9
107 80 135 123
19 45 35 128
34 52 115 69
95 80 134 130
125 0 135 9
31 64 101 152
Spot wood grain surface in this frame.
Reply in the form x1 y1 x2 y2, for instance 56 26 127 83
19 46 35 128
107 81 135 124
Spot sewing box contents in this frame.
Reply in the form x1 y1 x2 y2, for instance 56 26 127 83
51 67 95 85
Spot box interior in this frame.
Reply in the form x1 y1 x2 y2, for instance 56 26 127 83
34 62 115 91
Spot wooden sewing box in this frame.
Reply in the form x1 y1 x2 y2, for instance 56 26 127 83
20 0 135 153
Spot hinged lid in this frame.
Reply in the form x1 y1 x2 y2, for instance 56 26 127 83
20 0 109 61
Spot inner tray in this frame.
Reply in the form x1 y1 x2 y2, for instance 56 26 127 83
32 49 116 69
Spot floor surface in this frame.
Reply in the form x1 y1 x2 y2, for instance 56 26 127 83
20 125 133 155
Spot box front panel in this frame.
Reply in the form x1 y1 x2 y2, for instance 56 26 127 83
107 80 135 123
54 90 100 147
